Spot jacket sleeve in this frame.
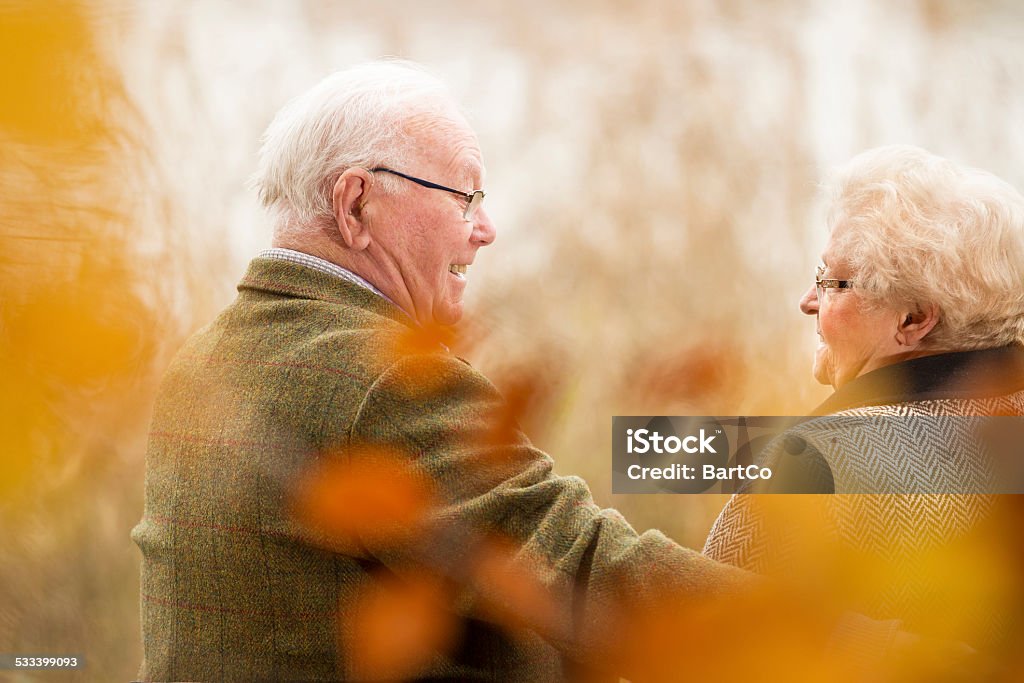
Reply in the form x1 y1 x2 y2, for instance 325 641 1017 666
347 350 766 665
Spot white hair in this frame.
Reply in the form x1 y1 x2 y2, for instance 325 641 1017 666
826 145 1024 352
251 59 462 232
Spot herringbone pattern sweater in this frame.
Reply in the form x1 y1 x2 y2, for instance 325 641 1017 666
704 347 1024 651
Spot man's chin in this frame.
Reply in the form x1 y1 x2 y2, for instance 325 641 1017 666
431 302 463 328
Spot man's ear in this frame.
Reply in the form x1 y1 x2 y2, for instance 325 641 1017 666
331 168 374 251
896 303 940 347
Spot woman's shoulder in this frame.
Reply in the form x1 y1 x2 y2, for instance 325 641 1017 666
780 402 997 494
830 388 1024 417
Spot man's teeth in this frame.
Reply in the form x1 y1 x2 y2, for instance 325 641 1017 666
449 264 467 275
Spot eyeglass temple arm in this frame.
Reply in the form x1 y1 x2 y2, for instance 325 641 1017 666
369 167 473 200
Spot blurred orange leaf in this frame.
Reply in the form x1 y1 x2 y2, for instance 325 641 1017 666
0 1 96 144
626 342 743 410
479 363 563 452
291 446 436 553
467 535 564 640
392 323 457 357
341 571 460 681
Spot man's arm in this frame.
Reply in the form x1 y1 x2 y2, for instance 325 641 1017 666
342 350 886 677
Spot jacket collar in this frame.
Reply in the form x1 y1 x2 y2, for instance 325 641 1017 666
237 256 415 328
812 345 1024 415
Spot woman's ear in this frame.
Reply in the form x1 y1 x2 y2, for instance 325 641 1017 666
331 168 374 251
896 303 940 347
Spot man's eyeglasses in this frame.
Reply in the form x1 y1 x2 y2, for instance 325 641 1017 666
815 265 853 301
371 167 485 222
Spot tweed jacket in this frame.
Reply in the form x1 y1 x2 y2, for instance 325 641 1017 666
132 257 756 682
703 347 1024 649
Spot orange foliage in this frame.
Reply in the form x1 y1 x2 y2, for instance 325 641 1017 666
481 360 565 451
603 584 836 683
290 446 437 554
626 342 746 412
466 535 565 641
0 0 97 144
392 322 457 357
341 571 460 681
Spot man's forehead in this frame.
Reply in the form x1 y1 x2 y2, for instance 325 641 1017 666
435 137 485 185
404 112 483 176
456 150 485 178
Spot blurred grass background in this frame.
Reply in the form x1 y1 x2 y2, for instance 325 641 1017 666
2 0 1024 679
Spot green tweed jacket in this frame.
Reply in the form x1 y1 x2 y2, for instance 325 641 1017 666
132 257 752 682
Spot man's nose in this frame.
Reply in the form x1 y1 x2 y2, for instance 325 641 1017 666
472 207 496 246
799 284 819 315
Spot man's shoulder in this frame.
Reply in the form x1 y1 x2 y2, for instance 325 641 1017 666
174 294 414 385
167 273 477 399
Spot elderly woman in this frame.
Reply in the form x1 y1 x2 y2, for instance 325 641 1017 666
703 145 1024 649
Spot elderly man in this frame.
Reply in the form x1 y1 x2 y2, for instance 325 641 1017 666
133 61 902 682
